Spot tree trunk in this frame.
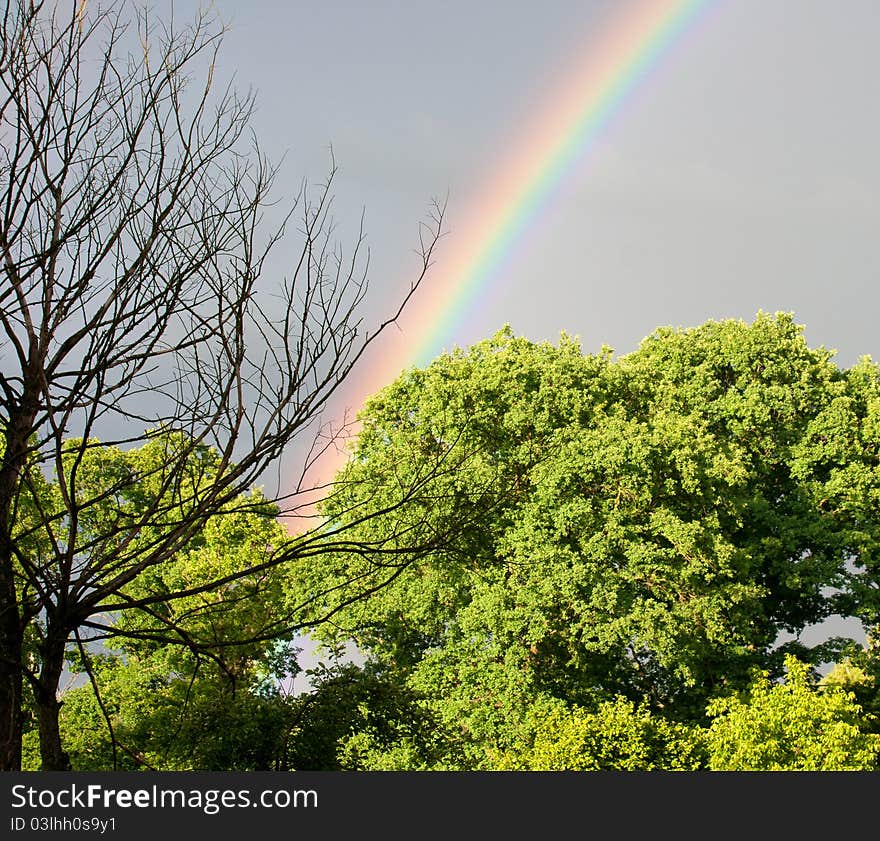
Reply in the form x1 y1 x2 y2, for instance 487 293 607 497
34 630 71 771
0 555 23 771
0 403 39 771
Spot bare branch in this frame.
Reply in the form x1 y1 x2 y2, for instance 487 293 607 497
0 0 448 771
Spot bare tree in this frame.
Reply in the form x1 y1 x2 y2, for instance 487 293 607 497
0 0 447 770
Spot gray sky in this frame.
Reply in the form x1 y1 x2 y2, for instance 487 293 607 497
181 0 879 380
168 0 877 655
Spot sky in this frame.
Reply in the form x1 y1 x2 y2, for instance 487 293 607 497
186 0 878 375
159 0 879 660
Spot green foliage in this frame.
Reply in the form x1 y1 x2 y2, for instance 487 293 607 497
819 631 880 728
705 654 880 770
18 432 304 770
299 313 880 767
497 697 704 770
20 430 296 677
24 650 294 771
112 480 294 679
33 315 880 771
49 431 298 664
286 661 455 771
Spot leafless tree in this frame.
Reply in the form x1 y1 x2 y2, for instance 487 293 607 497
0 0 447 770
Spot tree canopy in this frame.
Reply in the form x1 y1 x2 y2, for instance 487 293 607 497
27 312 880 771
290 312 880 768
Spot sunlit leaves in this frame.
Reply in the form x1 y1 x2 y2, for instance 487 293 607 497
307 313 880 766
705 655 880 770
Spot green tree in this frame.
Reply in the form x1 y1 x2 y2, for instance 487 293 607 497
16 439 301 770
704 654 880 770
301 314 880 767
819 631 880 729
497 697 703 771
24 647 295 771
285 661 452 771
13 432 298 770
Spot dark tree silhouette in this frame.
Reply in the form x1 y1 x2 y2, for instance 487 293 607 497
0 0 446 769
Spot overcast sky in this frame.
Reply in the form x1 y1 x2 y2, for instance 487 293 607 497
173 0 880 381
162 0 878 657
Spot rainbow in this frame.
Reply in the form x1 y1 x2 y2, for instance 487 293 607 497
315 0 717 490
